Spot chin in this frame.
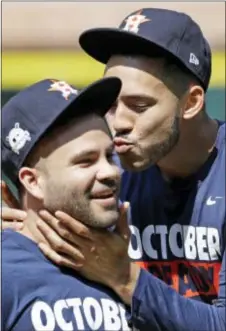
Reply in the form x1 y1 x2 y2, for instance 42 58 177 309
120 154 154 172
89 199 119 228
119 143 170 171
95 210 119 229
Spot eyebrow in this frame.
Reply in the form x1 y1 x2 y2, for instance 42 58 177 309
121 94 157 101
71 150 96 160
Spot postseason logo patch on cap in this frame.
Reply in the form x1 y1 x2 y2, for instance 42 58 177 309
48 80 78 100
6 122 31 155
122 9 150 34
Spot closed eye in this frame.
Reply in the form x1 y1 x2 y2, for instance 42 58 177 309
123 95 157 113
69 152 98 167
131 105 149 113
77 158 97 168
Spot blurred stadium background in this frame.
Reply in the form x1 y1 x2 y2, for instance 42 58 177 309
2 2 225 118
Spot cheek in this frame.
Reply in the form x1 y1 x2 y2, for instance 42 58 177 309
135 109 162 137
42 171 88 205
139 106 175 135
65 168 95 193
135 107 175 141
42 174 61 198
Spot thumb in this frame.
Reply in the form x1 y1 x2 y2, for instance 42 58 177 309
115 201 130 243
1 180 20 208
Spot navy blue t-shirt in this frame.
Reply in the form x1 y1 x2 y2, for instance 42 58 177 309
2 230 131 331
119 122 226 330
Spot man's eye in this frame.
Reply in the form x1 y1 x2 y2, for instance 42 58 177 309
132 105 149 113
78 159 94 167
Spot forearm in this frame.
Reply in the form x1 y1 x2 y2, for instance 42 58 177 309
113 262 141 306
115 267 225 331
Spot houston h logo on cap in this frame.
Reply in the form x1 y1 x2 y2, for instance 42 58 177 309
48 80 78 100
122 10 150 33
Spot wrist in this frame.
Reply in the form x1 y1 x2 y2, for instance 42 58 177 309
113 262 141 306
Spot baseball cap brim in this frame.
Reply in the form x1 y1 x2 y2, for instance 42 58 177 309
79 28 177 64
70 76 121 116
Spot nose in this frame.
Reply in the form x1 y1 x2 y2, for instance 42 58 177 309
96 159 120 183
113 104 134 136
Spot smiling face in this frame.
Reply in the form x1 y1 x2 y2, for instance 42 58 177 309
104 55 185 171
21 114 121 229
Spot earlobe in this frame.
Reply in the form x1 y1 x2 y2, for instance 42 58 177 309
183 85 204 120
18 167 44 201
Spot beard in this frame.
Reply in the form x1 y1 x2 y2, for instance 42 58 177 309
42 180 119 229
119 115 180 172
147 114 180 165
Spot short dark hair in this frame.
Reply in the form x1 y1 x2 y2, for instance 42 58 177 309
107 52 200 98
162 56 201 95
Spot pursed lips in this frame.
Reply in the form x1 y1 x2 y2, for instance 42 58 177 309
113 137 134 154
113 137 133 146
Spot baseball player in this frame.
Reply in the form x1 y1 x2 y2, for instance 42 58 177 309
2 77 135 331
2 8 225 331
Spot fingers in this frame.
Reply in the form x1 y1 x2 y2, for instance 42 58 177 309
115 201 131 243
39 210 79 244
37 218 85 264
1 207 26 231
1 206 27 221
38 210 92 245
39 242 83 270
2 220 23 231
1 180 20 208
54 211 92 239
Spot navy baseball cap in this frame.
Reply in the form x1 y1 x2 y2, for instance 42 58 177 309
2 77 121 188
79 8 212 91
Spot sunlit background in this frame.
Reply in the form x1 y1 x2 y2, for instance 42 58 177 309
1 2 225 195
2 2 225 118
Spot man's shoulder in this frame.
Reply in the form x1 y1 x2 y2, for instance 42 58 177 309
2 230 28 262
216 121 225 150
1 230 125 298
2 231 129 331
2 231 53 298
2 230 43 263
2 230 60 291
206 121 225 180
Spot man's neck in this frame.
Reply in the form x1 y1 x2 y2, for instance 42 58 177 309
18 209 47 245
157 118 219 179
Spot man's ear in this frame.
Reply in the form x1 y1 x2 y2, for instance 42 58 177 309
18 167 44 201
182 85 205 120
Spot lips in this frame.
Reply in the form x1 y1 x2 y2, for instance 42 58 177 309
91 189 117 208
91 189 116 199
113 138 133 154
113 137 131 146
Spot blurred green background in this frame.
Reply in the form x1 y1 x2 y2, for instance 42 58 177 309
2 51 225 120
